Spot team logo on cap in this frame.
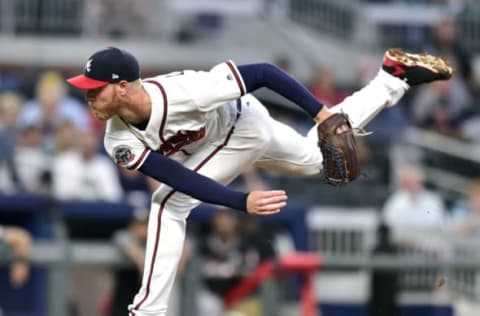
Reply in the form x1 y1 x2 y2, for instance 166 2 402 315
85 59 93 72
113 145 136 166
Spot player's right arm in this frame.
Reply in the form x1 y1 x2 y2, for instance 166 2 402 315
138 152 287 215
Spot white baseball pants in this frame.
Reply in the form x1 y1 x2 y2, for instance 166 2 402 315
128 69 408 315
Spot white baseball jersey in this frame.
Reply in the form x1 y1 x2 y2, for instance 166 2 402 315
104 60 246 171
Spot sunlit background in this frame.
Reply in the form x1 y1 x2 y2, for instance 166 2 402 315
1 0 480 316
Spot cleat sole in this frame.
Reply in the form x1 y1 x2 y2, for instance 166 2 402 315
386 48 454 78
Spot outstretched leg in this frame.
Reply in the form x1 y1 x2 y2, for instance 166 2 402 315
329 48 453 129
258 49 453 176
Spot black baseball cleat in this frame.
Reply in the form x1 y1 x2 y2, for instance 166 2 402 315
382 48 454 86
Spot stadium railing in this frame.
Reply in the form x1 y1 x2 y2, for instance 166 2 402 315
0 0 84 35
308 206 480 299
289 0 358 41
3 0 478 53
2 204 480 315
290 0 479 52
3 237 480 316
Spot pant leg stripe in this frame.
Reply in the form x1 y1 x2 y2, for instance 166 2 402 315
130 123 236 313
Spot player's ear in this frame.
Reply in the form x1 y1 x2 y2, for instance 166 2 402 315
117 80 129 96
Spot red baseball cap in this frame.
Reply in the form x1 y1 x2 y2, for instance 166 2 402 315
67 47 140 90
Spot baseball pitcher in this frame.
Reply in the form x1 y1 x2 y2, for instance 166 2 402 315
67 47 452 316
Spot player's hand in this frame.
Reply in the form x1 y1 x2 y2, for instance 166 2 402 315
315 106 333 124
10 261 30 287
246 190 287 215
315 107 348 134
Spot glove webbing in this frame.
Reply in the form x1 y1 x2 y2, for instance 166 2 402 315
320 138 348 186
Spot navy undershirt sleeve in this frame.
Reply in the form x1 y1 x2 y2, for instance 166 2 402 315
238 63 324 118
138 151 248 212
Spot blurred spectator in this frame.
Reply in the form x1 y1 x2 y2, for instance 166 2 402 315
52 129 123 201
198 209 243 316
461 115 480 146
0 93 24 193
428 98 462 138
18 71 88 152
72 208 153 316
240 216 276 271
0 69 25 92
176 13 224 43
0 225 32 288
412 16 476 136
274 56 293 74
84 0 150 38
109 207 148 316
383 164 446 230
54 120 79 154
197 208 274 316
366 105 411 143
118 168 158 208
0 92 22 130
109 207 190 316
14 119 50 195
411 80 472 137
242 167 271 191
425 17 476 92
308 66 347 107
449 179 480 235
369 222 399 316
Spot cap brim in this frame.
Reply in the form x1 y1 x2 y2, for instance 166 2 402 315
66 74 109 89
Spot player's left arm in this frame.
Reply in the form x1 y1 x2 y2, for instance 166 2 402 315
238 63 333 123
239 64 359 185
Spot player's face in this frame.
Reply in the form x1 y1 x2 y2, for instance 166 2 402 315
85 84 118 121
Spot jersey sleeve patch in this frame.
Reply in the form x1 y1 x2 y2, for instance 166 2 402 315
112 146 150 170
113 145 136 166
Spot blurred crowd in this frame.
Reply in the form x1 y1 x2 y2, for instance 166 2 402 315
1 13 480 243
0 69 158 206
2 10 480 316
0 12 479 202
